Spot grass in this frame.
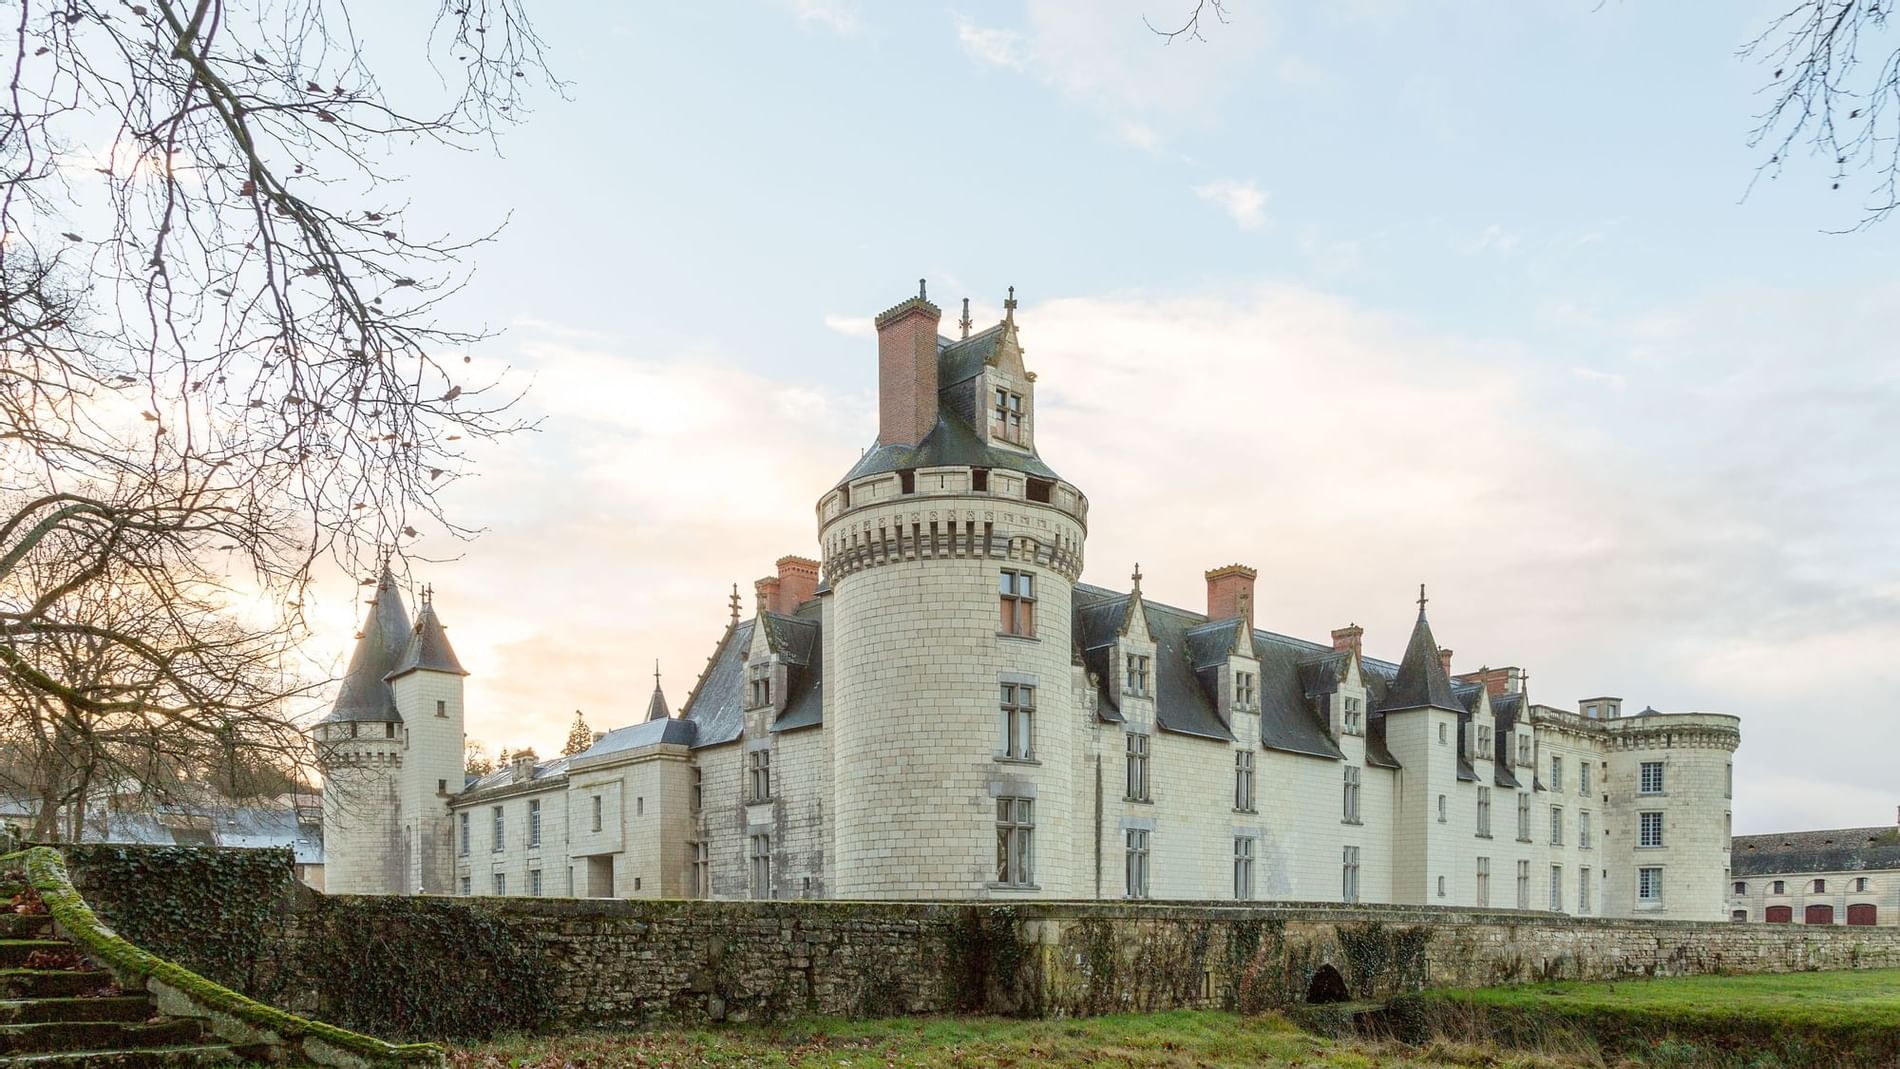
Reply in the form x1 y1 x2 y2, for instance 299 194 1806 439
448 1010 1583 1069
1436 967 1900 1030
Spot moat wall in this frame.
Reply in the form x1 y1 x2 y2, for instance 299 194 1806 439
56 848 1900 1038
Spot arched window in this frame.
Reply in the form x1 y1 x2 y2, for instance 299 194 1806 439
1765 905 1792 923
1730 909 1748 923
1804 904 1834 925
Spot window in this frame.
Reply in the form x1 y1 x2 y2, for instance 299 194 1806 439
459 876 471 896
1549 805 1564 846
591 794 603 833
1639 811 1663 848
1125 829 1150 899
493 872 506 896
1476 724 1492 754
1001 684 1036 760
1343 696 1363 735
1233 837 1255 900
748 663 773 708
1438 723 1448 744
1854 877 1870 893
1124 732 1150 800
1234 671 1256 709
1517 734 1531 766
1517 793 1531 841
1476 857 1491 906
1234 750 1255 812
1437 875 1446 898
438 778 447 794
999 570 1037 636
1516 860 1530 908
1342 766 1361 824
1550 755 1563 792
636 796 644 817
1579 762 1592 795
1733 881 1748 895
749 834 772 899
1550 865 1563 911
690 768 703 812
529 869 543 896
1639 866 1663 903
435 699 447 718
1342 846 1361 903
1580 810 1593 849
996 798 1034 886
748 749 773 802
692 842 710 897
491 806 505 852
1725 762 1733 799
1732 909 1749 923
1437 794 1447 823
1477 787 1492 837
991 386 1025 443
1811 878 1826 893
1124 654 1152 697
1579 867 1591 912
1639 760 1664 795
528 799 542 848
1772 880 1786 895
458 812 470 857
386 722 396 739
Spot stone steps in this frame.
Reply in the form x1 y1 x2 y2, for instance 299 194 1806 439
0 997 154 1024
0 920 50 942
0 1020 208 1055
0 972 115 1000
0 946 73 971
0 1044 239 1068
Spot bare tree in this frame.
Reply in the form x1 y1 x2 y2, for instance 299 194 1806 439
1743 2 1900 229
1145 0 1229 44
0 1 550 800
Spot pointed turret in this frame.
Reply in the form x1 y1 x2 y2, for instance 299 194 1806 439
321 568 411 724
386 589 469 681
1377 585 1464 713
645 662 670 722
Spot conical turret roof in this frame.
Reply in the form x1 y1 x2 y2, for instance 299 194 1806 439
1376 594 1464 714
644 664 670 722
321 569 411 724
387 599 469 680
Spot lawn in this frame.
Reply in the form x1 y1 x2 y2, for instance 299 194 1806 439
1434 967 1900 1030
448 1010 1573 1069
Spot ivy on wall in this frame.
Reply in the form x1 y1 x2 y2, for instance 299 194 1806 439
62 844 296 998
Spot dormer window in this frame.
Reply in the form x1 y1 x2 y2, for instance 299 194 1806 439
1343 697 1363 735
992 387 1025 444
748 664 772 709
1517 734 1532 766
1124 654 1152 697
1476 725 1492 756
1234 671 1256 709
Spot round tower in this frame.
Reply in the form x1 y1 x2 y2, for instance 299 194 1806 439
822 285 1089 899
1601 709 1741 921
313 570 411 895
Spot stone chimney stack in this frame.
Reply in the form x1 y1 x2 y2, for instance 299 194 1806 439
1205 564 1258 631
754 575 781 615
1331 624 1363 656
875 280 942 448
1438 648 1454 677
511 750 537 784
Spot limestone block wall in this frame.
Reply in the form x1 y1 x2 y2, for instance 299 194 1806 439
392 670 465 895
1731 865 1900 927
452 779 571 897
1600 713 1739 921
318 741 403 895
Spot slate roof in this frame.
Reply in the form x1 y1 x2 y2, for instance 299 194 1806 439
643 683 670 723
680 620 752 748
1074 594 1132 723
570 720 695 766
1731 826 1900 877
1375 607 1464 714
320 570 410 724
463 754 574 794
772 598 826 733
387 603 468 680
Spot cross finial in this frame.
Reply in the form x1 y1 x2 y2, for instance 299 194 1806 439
1003 285 1017 325
959 297 972 340
729 583 741 626
1417 583 1428 616
420 583 433 607
1131 561 1143 594
654 659 661 689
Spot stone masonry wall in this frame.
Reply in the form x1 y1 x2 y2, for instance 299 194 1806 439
277 894 1900 1030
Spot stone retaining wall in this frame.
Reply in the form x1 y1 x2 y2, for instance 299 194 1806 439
277 896 1900 1030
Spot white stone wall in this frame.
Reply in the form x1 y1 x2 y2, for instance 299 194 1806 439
318 733 403 895
451 777 570 897
1598 713 1739 922
1730 866 1900 927
393 669 465 894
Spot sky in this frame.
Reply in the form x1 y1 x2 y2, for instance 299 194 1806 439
305 1 1897 836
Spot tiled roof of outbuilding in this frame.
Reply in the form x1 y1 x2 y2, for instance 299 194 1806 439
1731 826 1900 877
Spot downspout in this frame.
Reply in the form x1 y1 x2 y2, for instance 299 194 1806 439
1093 753 1102 899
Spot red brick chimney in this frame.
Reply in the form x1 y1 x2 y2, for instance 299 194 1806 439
1331 624 1363 656
1205 564 1257 630
875 281 942 448
1438 647 1454 677
775 555 820 613
754 576 778 616
1455 666 1523 696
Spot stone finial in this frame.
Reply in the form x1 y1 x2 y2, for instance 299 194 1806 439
1131 562 1143 595
1004 285 1017 325
959 297 972 340
729 583 741 626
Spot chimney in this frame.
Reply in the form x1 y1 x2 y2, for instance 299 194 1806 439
875 280 942 447
1438 648 1454 677
775 555 820 613
1205 564 1258 630
511 750 537 784
1455 666 1522 696
1331 624 1363 656
754 575 781 616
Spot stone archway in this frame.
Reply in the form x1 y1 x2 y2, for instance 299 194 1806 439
1305 963 1351 1004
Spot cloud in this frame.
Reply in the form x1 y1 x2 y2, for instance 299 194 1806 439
822 314 874 339
954 17 1025 69
775 0 861 35
1569 366 1627 390
1464 222 1520 255
1193 178 1268 229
